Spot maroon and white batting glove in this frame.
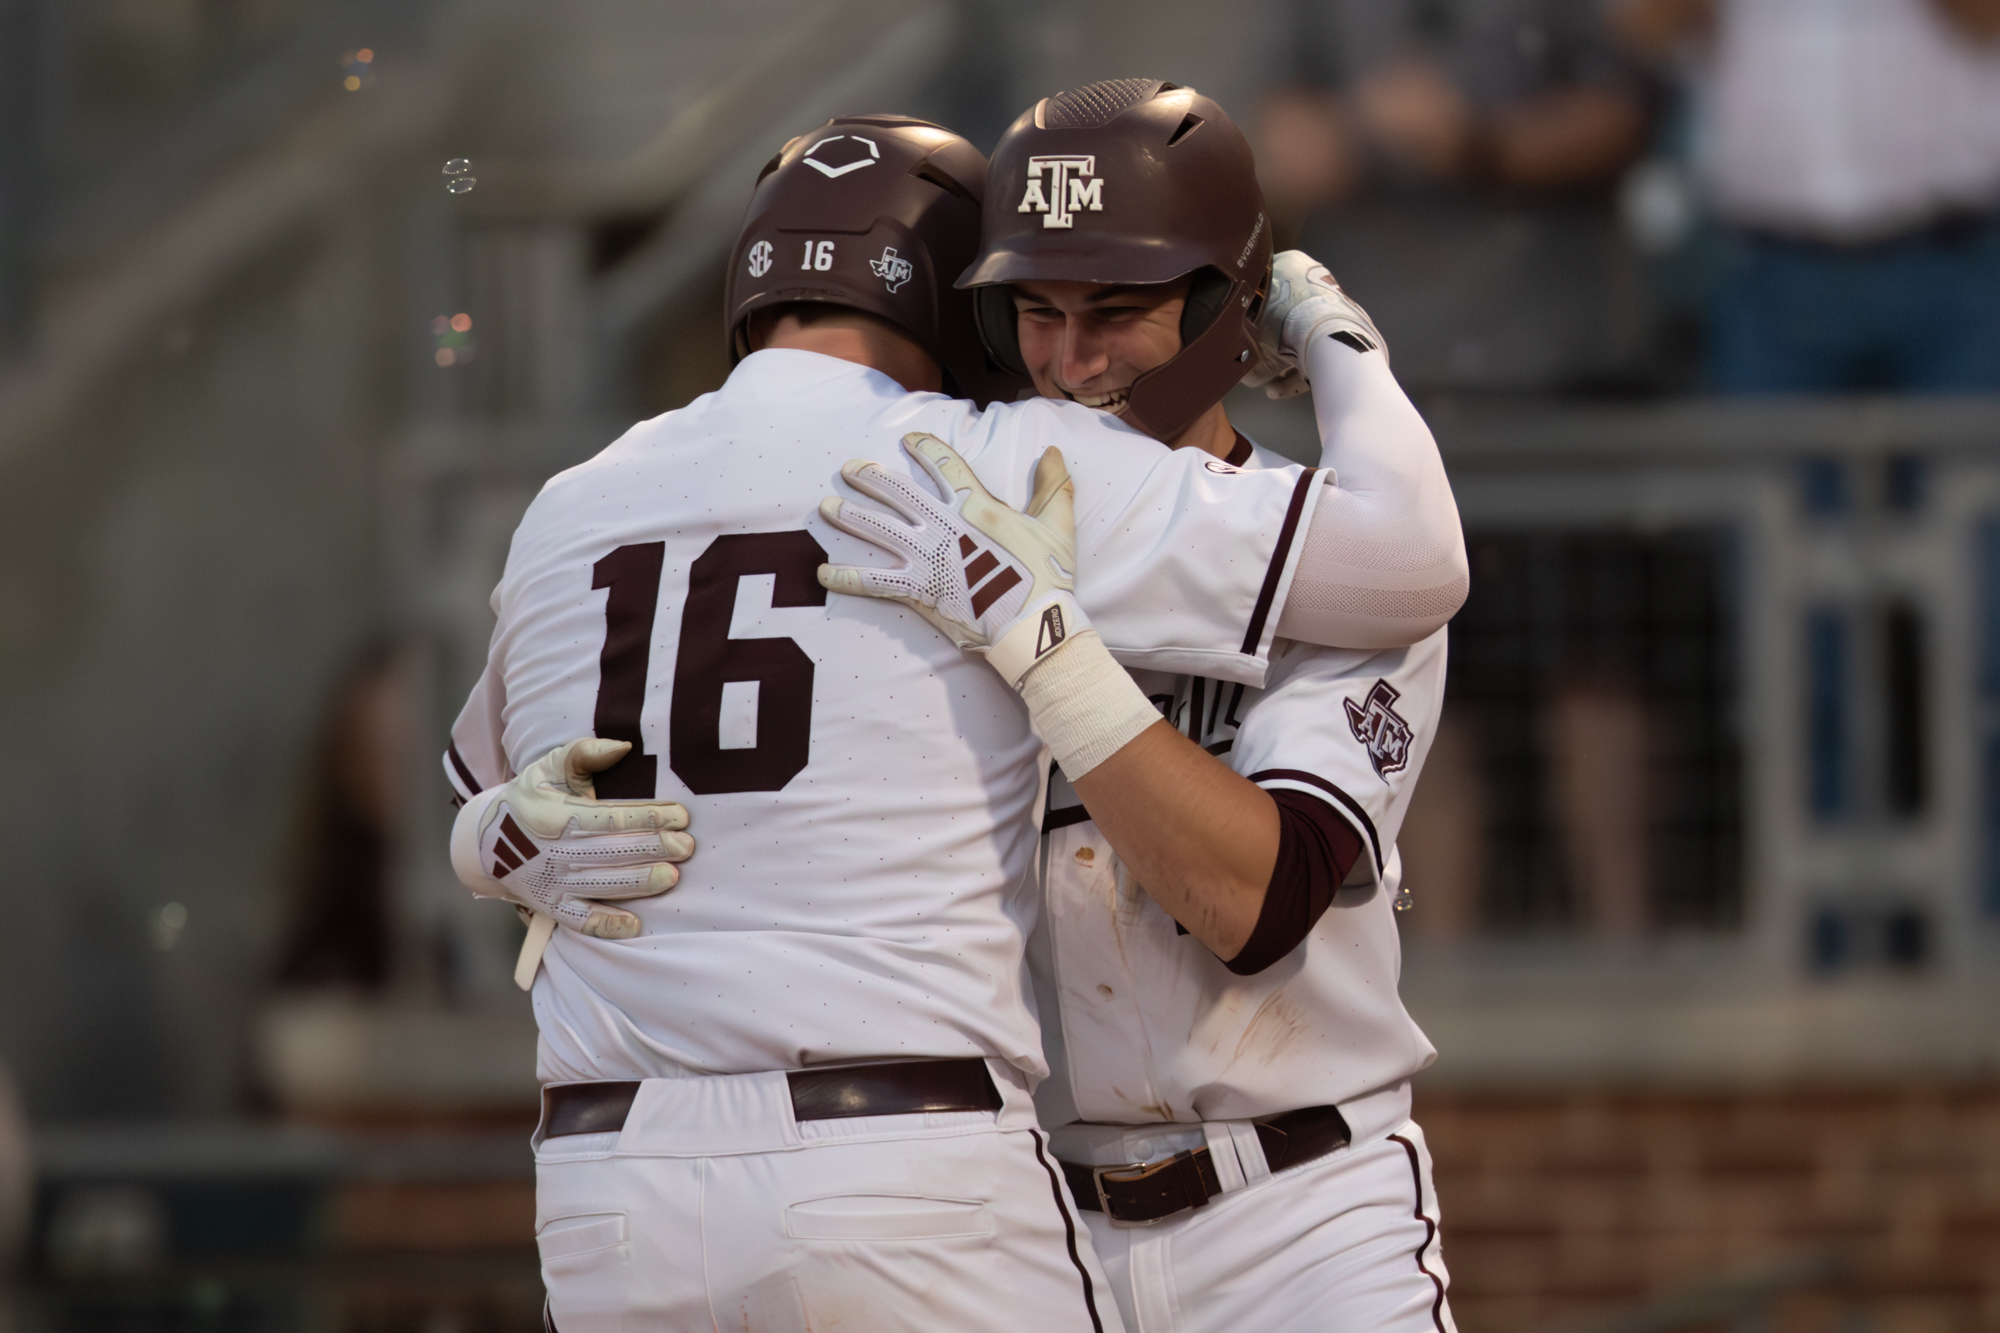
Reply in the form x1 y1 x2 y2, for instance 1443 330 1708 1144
819 433 1161 779
817 432 1086 687
1244 250 1387 399
449 738 693 942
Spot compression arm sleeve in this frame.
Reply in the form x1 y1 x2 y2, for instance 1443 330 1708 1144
1224 789 1366 976
1275 340 1469 650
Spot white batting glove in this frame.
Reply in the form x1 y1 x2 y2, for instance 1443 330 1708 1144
1243 250 1387 399
817 432 1088 688
820 433 1162 778
448 738 693 941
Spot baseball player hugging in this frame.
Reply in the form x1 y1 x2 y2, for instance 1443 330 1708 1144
442 84 1465 1333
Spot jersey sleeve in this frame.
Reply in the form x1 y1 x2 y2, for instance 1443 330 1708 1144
1228 628 1449 892
1277 336 1468 650
1224 789 1366 975
443 655 511 803
994 400 1331 688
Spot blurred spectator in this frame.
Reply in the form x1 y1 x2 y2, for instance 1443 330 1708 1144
1615 0 2000 393
1397 713 1486 938
274 645 416 990
1547 676 1652 937
1256 0 1652 394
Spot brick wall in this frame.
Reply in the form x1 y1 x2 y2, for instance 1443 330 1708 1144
1415 1085 2000 1333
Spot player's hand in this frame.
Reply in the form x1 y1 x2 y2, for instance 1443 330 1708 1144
1243 250 1387 399
817 432 1089 688
448 738 693 940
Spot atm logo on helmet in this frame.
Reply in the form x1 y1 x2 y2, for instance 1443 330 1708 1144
1018 156 1103 229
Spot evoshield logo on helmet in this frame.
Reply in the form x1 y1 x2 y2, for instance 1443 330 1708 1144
802 134 880 178
869 246 913 292
1017 156 1102 229
746 240 773 278
1237 213 1266 269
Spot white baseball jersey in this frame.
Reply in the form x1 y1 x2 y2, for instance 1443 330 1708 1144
1030 439 1444 1138
446 350 1336 1087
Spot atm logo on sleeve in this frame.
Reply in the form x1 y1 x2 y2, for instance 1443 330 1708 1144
1345 679 1412 779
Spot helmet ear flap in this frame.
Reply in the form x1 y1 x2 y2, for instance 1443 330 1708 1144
1179 267 1233 346
974 285 1026 375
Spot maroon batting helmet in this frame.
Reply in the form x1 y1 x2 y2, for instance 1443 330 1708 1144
958 80 1272 441
724 115 1026 406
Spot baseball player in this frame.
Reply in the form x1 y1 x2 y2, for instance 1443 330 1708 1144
441 114 1458 1333
829 82 1465 1332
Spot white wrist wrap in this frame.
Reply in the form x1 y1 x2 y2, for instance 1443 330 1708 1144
1017 630 1163 779
985 591 1091 689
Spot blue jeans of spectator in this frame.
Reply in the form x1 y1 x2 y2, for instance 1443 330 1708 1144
1708 214 2000 393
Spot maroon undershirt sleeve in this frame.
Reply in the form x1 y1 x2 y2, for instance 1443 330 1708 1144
1223 789 1366 976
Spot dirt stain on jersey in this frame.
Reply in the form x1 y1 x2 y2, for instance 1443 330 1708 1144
788 1274 872 1332
1088 851 1177 1120
1103 864 1139 974
1231 989 1310 1068
1198 992 1253 1058
1105 1084 1179 1121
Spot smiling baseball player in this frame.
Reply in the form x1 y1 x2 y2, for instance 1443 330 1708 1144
848 82 1465 1333
440 113 1464 1333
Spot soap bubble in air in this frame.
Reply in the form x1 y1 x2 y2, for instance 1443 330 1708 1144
443 158 475 194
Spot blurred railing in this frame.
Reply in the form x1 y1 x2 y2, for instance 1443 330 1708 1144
1228 391 2000 1087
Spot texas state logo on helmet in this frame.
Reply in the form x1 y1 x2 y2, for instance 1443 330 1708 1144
958 79 1274 441
724 115 1027 407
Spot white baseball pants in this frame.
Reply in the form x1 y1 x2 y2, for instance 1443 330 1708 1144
1067 1119 1457 1333
533 1062 1123 1333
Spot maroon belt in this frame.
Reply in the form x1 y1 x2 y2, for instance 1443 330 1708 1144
541 1058 1003 1138
1060 1104 1351 1226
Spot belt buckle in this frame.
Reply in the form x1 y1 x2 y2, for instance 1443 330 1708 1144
1091 1158 1187 1230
